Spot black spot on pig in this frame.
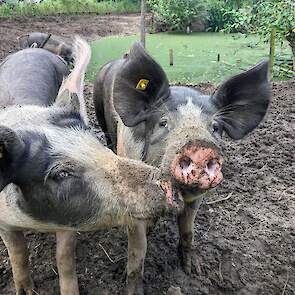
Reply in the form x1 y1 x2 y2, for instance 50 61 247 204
18 171 99 227
0 127 98 226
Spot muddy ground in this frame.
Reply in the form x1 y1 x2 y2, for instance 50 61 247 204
0 14 294 295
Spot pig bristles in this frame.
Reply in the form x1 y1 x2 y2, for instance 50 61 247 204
57 36 91 124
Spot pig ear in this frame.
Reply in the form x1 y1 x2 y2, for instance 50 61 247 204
55 36 90 124
55 90 81 113
113 42 170 127
210 60 270 140
0 126 25 191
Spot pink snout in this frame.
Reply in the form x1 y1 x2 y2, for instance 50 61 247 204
171 144 224 190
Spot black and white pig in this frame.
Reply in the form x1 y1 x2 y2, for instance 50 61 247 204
0 38 182 295
93 42 271 294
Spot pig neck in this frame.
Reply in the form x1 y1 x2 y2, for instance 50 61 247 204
117 119 146 161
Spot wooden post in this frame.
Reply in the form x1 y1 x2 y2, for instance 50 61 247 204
269 27 276 78
140 0 146 48
217 53 220 62
169 49 173 66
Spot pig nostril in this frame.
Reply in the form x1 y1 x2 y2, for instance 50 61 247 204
179 156 192 170
206 159 217 177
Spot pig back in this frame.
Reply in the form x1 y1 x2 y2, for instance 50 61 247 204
0 48 69 108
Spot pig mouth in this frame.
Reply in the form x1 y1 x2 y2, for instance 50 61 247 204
171 144 224 190
159 179 183 209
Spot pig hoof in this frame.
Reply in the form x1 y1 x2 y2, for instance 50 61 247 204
125 285 144 295
16 288 33 295
167 286 183 295
126 277 144 295
177 244 192 274
16 278 34 295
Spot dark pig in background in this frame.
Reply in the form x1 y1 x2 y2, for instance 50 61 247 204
93 42 271 294
0 46 69 107
19 32 74 63
0 38 182 295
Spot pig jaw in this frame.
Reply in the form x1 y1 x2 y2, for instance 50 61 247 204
83 157 184 226
110 158 184 219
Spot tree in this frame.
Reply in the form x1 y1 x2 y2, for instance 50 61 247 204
251 0 295 70
222 0 295 70
148 0 206 32
256 0 295 69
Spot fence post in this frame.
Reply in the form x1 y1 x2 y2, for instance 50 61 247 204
169 49 173 66
140 0 146 48
269 27 276 78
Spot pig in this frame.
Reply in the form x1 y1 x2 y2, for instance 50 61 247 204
0 45 69 107
93 42 271 294
19 32 74 63
0 38 182 295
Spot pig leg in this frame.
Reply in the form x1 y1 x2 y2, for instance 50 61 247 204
56 231 79 295
126 221 147 295
177 198 203 274
0 230 33 295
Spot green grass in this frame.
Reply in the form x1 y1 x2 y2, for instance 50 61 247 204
0 0 139 17
88 32 292 84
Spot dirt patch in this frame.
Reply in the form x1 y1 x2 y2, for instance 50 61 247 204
0 15 294 295
0 14 141 62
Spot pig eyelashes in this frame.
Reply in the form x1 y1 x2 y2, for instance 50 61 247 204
44 161 74 183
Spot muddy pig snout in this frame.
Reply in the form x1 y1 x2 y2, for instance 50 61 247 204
171 143 224 189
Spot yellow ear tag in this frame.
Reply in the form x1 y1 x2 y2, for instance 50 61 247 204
136 79 149 91
0 145 4 159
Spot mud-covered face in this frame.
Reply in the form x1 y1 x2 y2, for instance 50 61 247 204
134 88 225 192
112 43 270 194
145 87 222 164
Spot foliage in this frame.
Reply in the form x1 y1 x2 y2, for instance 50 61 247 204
206 0 252 33
148 0 206 32
253 0 294 42
0 0 140 17
255 0 295 68
223 0 295 65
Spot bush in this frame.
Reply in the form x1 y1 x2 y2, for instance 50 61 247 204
148 0 206 32
223 0 295 68
206 0 251 32
254 1 294 43
254 0 295 70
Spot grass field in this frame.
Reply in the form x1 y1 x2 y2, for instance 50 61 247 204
88 32 292 84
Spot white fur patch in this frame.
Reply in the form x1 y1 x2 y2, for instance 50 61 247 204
178 97 203 122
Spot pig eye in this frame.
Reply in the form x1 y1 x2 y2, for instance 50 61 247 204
159 119 168 128
53 170 71 181
212 122 219 133
212 122 222 137
212 123 218 133
59 171 69 178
